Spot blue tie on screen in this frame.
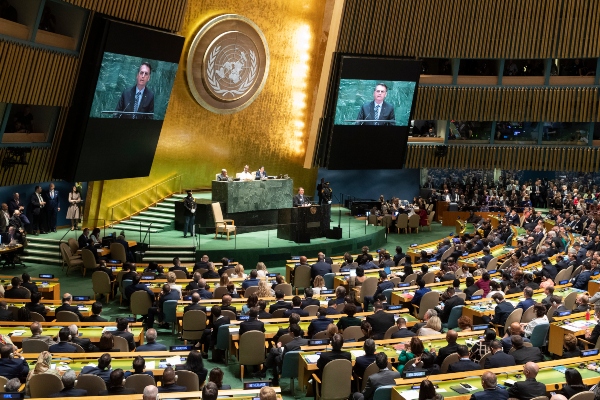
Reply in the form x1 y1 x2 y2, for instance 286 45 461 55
134 91 142 119
374 104 380 123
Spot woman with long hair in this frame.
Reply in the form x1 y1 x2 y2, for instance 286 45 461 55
25 351 61 396
232 264 246 279
242 294 258 315
209 367 230 390
358 321 372 341
256 280 274 298
398 337 426 374
312 275 327 295
559 368 587 398
255 262 269 278
175 350 208 387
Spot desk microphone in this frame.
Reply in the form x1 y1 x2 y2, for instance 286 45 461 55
118 102 131 118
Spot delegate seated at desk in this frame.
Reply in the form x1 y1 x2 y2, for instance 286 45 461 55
293 188 308 207
239 165 254 181
216 169 232 182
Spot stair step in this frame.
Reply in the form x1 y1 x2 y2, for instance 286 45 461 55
26 242 59 250
140 210 174 219
26 237 61 244
21 255 62 265
147 206 175 214
142 256 195 263
119 220 169 228
112 224 161 234
149 245 195 250
130 215 172 224
156 202 175 208
25 248 61 256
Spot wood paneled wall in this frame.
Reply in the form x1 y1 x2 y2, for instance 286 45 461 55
63 0 188 32
0 0 188 187
413 86 599 122
338 0 600 58
405 145 600 172
0 41 79 107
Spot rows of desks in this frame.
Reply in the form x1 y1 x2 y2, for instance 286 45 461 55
0 275 61 300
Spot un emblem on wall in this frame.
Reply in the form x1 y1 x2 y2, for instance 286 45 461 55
187 15 270 114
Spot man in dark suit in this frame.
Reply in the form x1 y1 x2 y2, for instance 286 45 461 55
293 187 308 207
0 302 13 321
194 254 210 271
196 278 214 300
239 307 265 336
391 317 415 339
269 291 291 314
270 323 309 385
29 185 46 235
573 262 593 290
364 270 395 311
353 339 377 379
353 352 401 400
311 253 332 280
112 318 137 351
242 270 261 289
507 362 547 400
484 292 514 328
0 344 29 382
158 367 187 393
124 274 154 306
484 340 515 368
366 302 395 340
470 371 509 400
78 227 90 249
283 296 308 317
136 328 167 351
479 247 494 267
201 305 230 361
439 287 465 323
307 308 334 338
393 246 406 266
69 324 98 352
146 284 179 329
184 292 207 313
510 335 543 364
55 293 84 321
448 345 482 372
114 62 155 119
434 330 459 365
301 288 320 308
20 273 38 295
44 183 60 233
85 302 108 322
355 83 395 126
432 239 451 261
49 328 78 353
463 277 480 300
316 334 351 378
115 235 134 262
515 287 535 312
49 370 88 397
7 193 27 225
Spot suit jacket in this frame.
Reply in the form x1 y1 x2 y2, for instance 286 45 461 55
184 303 207 313
492 301 515 326
373 280 395 298
115 85 155 119
258 310 272 319
269 300 291 314
112 330 136 351
25 302 46 316
0 358 29 381
316 349 351 377
293 194 308 207
99 387 137 396
49 342 78 353
356 100 395 126
210 316 231 345
441 295 465 323
484 351 516 368
45 190 60 210
4 286 30 299
49 388 88 397
55 304 83 321
30 192 43 215
284 307 308 317
0 308 13 321
354 354 377 378
85 314 108 322
137 342 168 351
301 298 320 308
448 358 482 372
480 254 494 267
366 311 395 339
362 369 401 400
72 337 98 352
311 261 332 279
516 298 535 312
507 379 547 400
308 316 334 337
158 384 187 393
511 346 543 364
239 318 265 336
22 281 38 295
434 342 459 365
391 328 416 339
470 388 509 400
78 233 89 249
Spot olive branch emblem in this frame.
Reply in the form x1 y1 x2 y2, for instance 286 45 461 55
206 45 257 97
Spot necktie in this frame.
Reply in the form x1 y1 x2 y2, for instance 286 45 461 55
374 104 381 121
134 91 142 119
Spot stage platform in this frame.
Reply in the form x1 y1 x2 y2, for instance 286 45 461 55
35 205 387 267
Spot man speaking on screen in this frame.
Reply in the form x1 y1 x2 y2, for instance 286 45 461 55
355 83 395 126
114 62 155 119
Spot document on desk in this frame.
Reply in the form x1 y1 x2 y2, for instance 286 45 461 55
102 327 117 334
350 350 365 357
146 361 156 370
305 354 321 364
401 390 420 400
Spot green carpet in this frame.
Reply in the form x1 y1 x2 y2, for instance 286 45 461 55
15 217 450 399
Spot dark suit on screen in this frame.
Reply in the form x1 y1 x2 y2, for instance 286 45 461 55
355 101 395 126
115 86 155 119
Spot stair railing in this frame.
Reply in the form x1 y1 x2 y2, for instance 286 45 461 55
109 174 183 223
141 222 153 248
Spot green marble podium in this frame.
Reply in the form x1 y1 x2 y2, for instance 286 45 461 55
212 179 293 213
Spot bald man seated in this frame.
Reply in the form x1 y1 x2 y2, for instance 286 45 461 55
469 371 509 400
507 362 547 400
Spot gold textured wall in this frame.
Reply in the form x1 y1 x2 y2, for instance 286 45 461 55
88 0 330 222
